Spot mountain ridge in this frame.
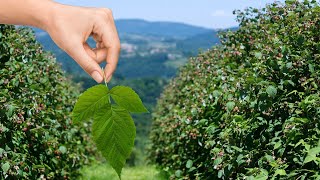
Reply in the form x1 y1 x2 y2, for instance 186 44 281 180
115 19 213 38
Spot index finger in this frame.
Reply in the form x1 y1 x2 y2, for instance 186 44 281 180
100 15 120 81
104 44 120 82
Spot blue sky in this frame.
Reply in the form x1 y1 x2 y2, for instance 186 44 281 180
56 0 283 29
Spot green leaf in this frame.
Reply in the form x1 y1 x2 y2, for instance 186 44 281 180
175 170 182 177
72 84 148 178
226 101 235 111
266 86 277 97
285 0 296 5
0 148 4 156
260 169 269 175
286 62 292 69
255 171 268 180
308 147 320 156
218 169 224 178
188 167 196 172
5 104 15 118
236 154 245 165
231 146 243 152
295 139 306 148
214 157 223 165
110 86 148 113
92 104 136 178
309 64 315 73
72 85 109 123
32 164 45 169
303 146 320 164
59 146 67 154
2 162 10 174
274 169 286 176
304 155 316 164
186 160 193 168
274 141 282 150
255 52 263 59
212 90 221 98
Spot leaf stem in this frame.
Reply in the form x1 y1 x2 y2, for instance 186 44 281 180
102 67 111 104
102 68 108 89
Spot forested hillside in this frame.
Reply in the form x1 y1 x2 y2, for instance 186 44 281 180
115 19 212 39
150 1 320 179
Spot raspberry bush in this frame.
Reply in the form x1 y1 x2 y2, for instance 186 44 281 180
149 1 320 179
0 25 94 179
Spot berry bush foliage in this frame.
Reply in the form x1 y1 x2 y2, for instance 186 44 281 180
149 1 320 179
0 25 94 179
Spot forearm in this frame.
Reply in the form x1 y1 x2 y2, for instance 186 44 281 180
0 0 55 30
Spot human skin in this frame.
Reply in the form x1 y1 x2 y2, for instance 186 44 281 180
0 0 120 83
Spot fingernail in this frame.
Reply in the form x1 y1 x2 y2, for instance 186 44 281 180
91 71 103 83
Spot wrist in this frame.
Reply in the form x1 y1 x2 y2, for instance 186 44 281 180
29 0 58 31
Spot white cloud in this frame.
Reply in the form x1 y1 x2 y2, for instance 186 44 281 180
211 10 233 17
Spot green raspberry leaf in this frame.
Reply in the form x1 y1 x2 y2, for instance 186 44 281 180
72 84 148 178
226 101 235 112
2 162 10 174
186 160 193 169
110 86 148 113
72 85 110 123
92 104 136 178
266 85 277 98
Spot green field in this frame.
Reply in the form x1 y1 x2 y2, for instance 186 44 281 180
80 163 167 180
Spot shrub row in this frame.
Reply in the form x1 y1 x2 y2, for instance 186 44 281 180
0 25 94 179
149 1 320 179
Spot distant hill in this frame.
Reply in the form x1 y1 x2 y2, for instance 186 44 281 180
177 31 220 54
115 19 212 39
177 27 238 55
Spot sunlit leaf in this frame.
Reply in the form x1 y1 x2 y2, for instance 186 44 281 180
92 104 136 178
72 85 109 123
266 86 277 97
110 86 148 113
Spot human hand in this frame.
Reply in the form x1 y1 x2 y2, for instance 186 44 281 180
45 3 120 83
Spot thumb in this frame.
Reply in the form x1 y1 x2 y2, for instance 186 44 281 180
69 43 104 83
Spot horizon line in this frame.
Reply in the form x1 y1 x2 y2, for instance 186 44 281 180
114 18 239 30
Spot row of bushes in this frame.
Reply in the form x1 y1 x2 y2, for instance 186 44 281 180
149 1 320 179
0 25 94 179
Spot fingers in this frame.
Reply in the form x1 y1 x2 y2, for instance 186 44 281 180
103 46 119 82
68 43 104 83
93 48 108 63
46 5 120 84
77 8 120 83
99 9 121 82
83 43 108 64
83 43 96 60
